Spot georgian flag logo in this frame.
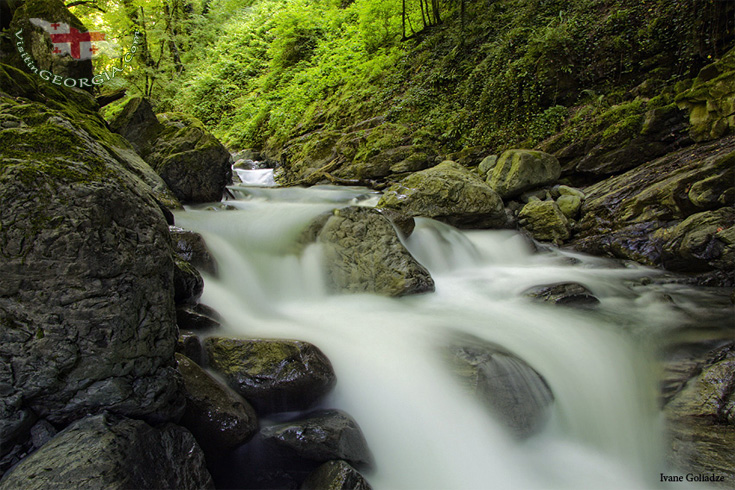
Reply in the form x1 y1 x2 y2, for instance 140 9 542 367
29 19 108 60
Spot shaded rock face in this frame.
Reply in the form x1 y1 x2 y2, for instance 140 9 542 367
170 226 218 276
173 257 204 305
177 354 258 455
302 460 373 490
571 136 735 284
518 200 571 243
308 206 435 297
109 99 231 204
260 410 373 468
487 150 561 199
0 76 186 472
204 338 337 415
378 160 506 229
665 343 735 484
522 282 600 308
0 413 214 490
444 336 554 438
8 0 94 86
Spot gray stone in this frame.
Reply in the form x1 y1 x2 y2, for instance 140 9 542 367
378 161 506 229
107 97 163 156
522 282 600 308
177 354 258 455
301 460 372 490
173 258 204 305
487 150 561 199
0 413 213 490
204 338 336 415
169 226 218 276
311 207 434 297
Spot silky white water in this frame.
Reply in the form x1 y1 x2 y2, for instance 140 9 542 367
176 175 695 490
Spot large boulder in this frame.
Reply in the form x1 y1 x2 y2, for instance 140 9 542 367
665 343 735 483
0 67 184 472
444 336 554 438
571 136 735 284
487 150 561 199
0 413 214 490
204 338 337 415
107 97 163 156
7 0 94 86
518 200 571 243
378 161 506 229
177 354 258 455
307 207 434 297
301 460 373 490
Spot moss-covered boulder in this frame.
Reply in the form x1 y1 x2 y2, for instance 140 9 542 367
8 0 94 86
307 207 434 296
204 338 336 415
302 460 373 490
487 150 561 199
378 161 506 229
177 354 258 455
677 48 735 142
0 413 214 490
518 200 571 243
0 71 186 474
108 97 163 156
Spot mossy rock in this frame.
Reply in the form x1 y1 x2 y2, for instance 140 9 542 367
488 150 560 199
378 161 506 229
518 200 571 243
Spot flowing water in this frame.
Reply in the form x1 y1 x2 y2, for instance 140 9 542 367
175 170 714 490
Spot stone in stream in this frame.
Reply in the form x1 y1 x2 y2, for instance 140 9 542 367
301 460 373 490
173 257 204 305
444 335 555 438
306 206 435 297
0 413 214 490
176 304 222 333
518 200 571 243
665 343 735 483
176 354 259 456
0 65 184 474
378 160 507 229
204 337 337 415
522 282 601 308
486 149 561 199
169 226 218 276
177 332 205 366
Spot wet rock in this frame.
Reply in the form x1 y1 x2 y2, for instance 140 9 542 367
665 343 735 483
0 413 213 490
518 200 571 243
177 333 204 366
204 338 337 415
487 150 561 199
260 410 373 468
177 354 258 455
0 70 185 471
173 257 204 305
376 208 416 237
176 305 222 333
169 226 218 276
522 282 601 308
309 207 434 297
301 460 373 490
444 335 554 438
378 160 506 229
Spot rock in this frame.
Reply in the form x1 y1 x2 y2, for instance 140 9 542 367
8 0 93 86
260 410 373 468
177 354 259 455
518 200 571 242
557 185 585 199
556 194 583 218
0 70 185 470
571 136 735 284
301 460 373 490
487 150 561 199
375 208 416 237
665 343 735 482
204 338 337 415
169 226 218 276
477 154 498 179
522 282 600 308
378 161 507 229
107 97 163 156
0 413 214 490
308 207 434 296
676 48 735 142
389 152 434 174
444 335 554 438
176 305 222 333
173 257 204 305
177 333 204 366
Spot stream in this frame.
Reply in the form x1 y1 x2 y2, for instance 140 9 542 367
174 169 726 490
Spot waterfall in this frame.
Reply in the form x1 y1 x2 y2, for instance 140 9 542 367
174 174 694 489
